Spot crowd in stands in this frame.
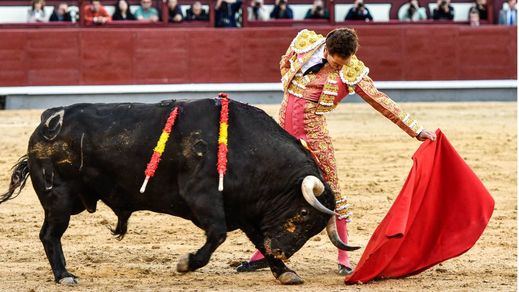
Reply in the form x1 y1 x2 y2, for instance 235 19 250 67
499 0 517 24
22 0 517 26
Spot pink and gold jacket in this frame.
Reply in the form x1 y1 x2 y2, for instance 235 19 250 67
280 29 423 137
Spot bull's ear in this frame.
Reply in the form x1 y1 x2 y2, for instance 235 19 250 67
41 109 65 140
42 109 64 128
46 114 63 131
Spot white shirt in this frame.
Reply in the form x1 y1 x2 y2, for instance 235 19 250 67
300 44 325 74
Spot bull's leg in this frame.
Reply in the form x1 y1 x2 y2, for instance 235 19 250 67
176 185 227 273
33 172 84 285
265 256 304 285
243 228 304 285
40 212 77 284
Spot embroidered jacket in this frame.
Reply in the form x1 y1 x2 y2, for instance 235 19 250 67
280 29 423 137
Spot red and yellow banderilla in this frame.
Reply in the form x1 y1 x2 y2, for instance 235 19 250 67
140 93 230 193
217 93 230 192
140 106 179 193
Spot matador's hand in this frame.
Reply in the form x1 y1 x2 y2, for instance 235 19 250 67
416 129 436 141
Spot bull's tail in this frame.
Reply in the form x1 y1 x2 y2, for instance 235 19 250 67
0 155 30 204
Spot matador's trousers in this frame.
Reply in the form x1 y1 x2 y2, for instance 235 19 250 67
278 93 351 266
279 93 350 219
248 93 351 266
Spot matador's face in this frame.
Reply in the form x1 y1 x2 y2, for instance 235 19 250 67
323 47 352 70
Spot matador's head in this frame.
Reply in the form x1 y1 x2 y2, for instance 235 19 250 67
324 28 359 70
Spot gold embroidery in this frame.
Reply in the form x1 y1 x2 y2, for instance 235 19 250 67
302 101 349 218
315 72 340 114
290 29 326 54
287 72 319 98
278 93 288 128
340 55 369 86
282 44 324 92
357 76 423 137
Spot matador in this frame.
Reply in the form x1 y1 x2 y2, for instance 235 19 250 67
236 28 436 275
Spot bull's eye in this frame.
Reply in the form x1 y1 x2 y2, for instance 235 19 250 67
301 209 309 216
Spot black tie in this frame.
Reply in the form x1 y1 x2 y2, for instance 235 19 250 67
303 58 328 76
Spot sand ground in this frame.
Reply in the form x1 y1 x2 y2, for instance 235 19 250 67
0 102 516 291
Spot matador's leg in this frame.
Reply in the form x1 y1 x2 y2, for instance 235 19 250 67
303 104 352 273
306 139 352 273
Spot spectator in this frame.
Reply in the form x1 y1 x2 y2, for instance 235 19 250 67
345 0 373 21
167 0 183 22
186 1 209 20
248 0 269 21
135 0 159 22
270 0 293 19
469 7 480 26
472 0 487 20
49 2 72 22
398 0 427 21
112 0 136 20
83 0 111 24
215 0 242 27
432 0 454 20
304 0 329 19
27 0 47 22
499 0 517 25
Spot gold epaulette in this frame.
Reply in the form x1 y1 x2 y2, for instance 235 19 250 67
290 29 326 54
340 55 370 94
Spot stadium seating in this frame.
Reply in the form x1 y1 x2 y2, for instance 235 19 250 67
0 0 494 24
0 5 79 23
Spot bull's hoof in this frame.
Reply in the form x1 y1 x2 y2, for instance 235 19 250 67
58 276 79 285
278 271 304 285
176 253 191 273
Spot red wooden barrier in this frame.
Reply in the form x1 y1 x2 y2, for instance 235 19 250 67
0 25 515 86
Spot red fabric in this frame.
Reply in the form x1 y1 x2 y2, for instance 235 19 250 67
345 129 494 284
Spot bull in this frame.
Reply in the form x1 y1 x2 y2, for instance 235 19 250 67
1 98 358 285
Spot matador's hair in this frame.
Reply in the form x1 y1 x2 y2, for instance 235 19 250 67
325 28 359 58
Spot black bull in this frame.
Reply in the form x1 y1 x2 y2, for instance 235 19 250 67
1 98 358 285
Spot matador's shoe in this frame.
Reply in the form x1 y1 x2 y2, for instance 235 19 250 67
338 264 353 276
236 259 269 272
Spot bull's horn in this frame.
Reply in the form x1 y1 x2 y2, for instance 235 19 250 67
301 176 336 216
326 216 361 251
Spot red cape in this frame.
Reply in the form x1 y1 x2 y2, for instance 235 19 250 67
345 129 494 284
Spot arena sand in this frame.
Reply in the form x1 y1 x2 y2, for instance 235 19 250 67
0 102 516 291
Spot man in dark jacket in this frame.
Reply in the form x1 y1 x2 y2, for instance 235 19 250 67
345 0 373 21
49 3 73 21
186 1 209 20
433 0 455 20
270 0 293 19
215 0 242 27
305 0 329 19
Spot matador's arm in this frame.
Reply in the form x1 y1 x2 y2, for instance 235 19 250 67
354 75 423 138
